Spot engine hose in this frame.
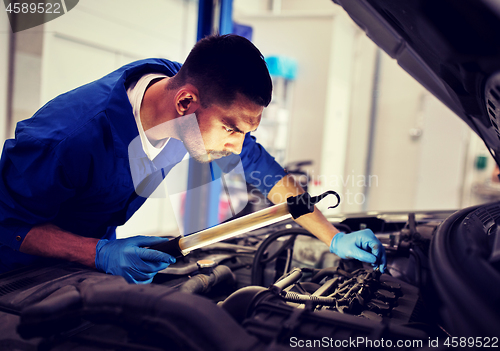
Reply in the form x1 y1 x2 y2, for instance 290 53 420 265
310 267 339 283
280 291 337 306
178 265 235 295
260 235 297 264
273 268 303 290
251 228 315 286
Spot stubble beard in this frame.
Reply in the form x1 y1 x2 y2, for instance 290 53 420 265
186 145 232 164
176 114 232 163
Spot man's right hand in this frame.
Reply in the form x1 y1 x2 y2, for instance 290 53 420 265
95 236 176 284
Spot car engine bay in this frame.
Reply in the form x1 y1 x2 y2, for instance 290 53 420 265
1 206 498 350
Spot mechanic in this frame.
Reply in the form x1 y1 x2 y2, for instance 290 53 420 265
0 34 386 283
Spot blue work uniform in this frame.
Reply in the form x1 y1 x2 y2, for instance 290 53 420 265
0 58 286 273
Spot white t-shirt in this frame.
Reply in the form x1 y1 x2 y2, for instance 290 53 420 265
127 73 169 160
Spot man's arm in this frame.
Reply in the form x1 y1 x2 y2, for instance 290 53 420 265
267 174 386 272
237 134 385 270
267 174 339 246
19 223 99 267
19 224 176 283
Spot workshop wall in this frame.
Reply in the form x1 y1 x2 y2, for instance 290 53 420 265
39 0 197 106
317 10 358 213
341 32 378 213
10 27 44 146
233 2 340 178
0 9 8 142
235 0 476 213
367 52 470 211
234 1 374 213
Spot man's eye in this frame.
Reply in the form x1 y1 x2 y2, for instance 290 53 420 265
223 126 234 133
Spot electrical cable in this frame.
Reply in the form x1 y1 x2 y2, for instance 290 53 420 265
284 248 292 275
251 228 314 286
260 235 297 264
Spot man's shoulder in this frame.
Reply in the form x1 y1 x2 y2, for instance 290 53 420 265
117 58 182 82
122 58 182 71
14 59 182 142
11 58 183 159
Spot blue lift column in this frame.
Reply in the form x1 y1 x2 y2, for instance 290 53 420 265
183 0 234 235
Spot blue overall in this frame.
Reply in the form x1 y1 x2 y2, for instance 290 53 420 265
0 59 286 272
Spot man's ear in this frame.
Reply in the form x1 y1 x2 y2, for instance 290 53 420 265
175 85 200 116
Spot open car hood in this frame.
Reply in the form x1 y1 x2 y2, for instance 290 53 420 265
332 0 500 166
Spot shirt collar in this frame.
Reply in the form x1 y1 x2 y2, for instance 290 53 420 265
104 59 182 158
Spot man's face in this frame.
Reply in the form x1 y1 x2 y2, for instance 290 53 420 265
181 94 263 163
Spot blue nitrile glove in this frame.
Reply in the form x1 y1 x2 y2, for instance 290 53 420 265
330 229 387 273
95 236 176 284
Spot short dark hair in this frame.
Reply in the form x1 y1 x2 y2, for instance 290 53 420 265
169 34 273 107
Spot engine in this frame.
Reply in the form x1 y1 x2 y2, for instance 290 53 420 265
1 209 498 350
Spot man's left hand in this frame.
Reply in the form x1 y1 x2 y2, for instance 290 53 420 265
330 229 387 273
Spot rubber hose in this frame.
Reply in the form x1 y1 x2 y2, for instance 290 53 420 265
251 228 314 286
179 265 235 294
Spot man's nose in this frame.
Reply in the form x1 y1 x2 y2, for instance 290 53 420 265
225 134 245 155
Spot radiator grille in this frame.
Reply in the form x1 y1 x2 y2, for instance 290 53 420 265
0 277 37 297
